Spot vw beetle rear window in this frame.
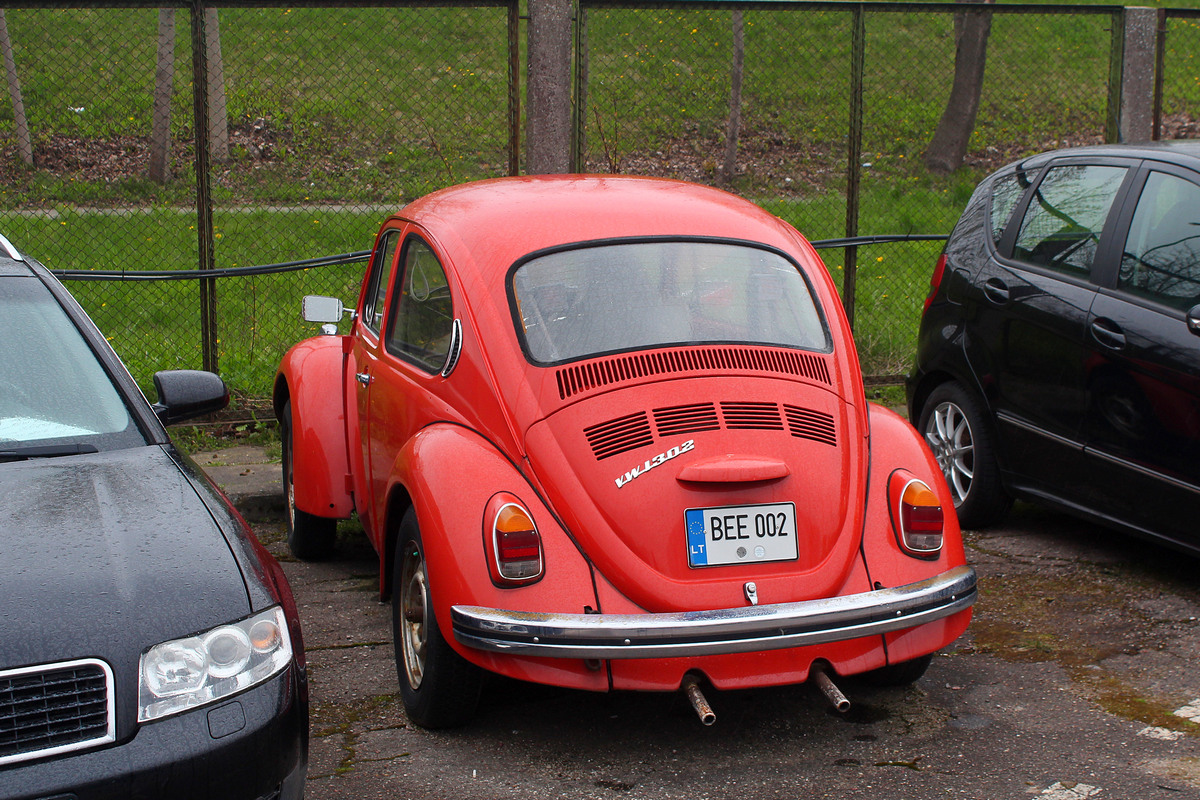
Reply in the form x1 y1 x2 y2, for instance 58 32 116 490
511 240 829 364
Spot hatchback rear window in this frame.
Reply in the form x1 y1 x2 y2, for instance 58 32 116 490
511 241 829 364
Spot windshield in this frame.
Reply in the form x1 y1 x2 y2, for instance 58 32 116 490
512 241 829 364
1 276 143 452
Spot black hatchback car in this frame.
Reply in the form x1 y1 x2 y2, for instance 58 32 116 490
907 142 1200 553
0 237 307 799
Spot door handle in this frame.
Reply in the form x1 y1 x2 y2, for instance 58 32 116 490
982 278 1010 305
1090 319 1126 350
355 372 373 386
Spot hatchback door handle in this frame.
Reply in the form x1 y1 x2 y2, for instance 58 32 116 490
982 278 1010 305
1090 319 1126 350
355 372 373 386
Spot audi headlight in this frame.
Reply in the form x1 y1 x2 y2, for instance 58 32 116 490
138 606 293 722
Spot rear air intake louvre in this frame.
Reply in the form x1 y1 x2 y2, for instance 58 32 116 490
587 402 837 460
584 412 653 460
654 403 720 436
784 404 837 446
720 402 785 430
555 346 831 400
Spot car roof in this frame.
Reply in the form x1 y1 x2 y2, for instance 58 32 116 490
1016 140 1200 172
393 175 807 279
0 233 33 277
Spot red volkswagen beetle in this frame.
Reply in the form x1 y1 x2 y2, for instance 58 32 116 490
275 176 975 728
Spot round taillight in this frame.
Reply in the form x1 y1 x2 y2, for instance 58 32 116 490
486 498 544 585
898 479 944 556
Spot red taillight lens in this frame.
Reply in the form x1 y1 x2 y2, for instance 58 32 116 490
889 474 944 558
488 500 543 584
923 254 947 313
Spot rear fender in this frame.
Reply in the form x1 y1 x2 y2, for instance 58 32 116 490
274 336 354 520
862 403 971 662
390 424 607 690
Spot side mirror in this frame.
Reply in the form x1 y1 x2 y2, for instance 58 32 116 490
302 295 346 324
1188 304 1200 337
152 370 229 425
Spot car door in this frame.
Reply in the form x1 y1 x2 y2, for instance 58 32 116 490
364 232 460 528
351 226 402 539
972 159 1135 496
1081 164 1200 547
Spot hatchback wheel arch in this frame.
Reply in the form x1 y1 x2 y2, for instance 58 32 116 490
917 382 1011 529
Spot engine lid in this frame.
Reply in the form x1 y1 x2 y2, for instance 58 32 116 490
524 375 867 613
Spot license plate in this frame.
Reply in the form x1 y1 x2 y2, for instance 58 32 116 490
685 502 798 568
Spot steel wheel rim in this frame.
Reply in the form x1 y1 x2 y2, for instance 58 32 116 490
284 437 297 530
925 400 974 506
399 543 429 690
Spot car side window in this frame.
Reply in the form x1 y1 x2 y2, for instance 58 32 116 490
989 173 1025 245
1012 164 1127 276
1118 171 1200 311
386 237 455 372
362 230 400 335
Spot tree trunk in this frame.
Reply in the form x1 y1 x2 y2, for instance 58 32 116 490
149 9 175 183
0 10 32 166
721 10 745 186
924 0 994 174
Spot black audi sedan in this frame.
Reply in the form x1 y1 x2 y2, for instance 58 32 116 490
0 236 307 799
907 141 1200 554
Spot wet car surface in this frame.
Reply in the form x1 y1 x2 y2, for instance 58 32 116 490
908 142 1200 552
0 238 307 800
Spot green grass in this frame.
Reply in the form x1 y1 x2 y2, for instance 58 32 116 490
3 3 1197 391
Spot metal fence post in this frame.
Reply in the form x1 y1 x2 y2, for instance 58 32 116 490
842 3 865 331
509 0 521 175
191 0 218 374
1105 7 1124 144
572 1 588 172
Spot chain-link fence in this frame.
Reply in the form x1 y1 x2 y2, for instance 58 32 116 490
1 2 1195 396
575 2 1128 375
0 1 518 396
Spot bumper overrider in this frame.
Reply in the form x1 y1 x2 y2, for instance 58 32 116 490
452 564 976 659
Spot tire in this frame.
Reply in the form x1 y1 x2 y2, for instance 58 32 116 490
281 400 337 561
862 654 933 686
917 382 1012 529
392 508 483 729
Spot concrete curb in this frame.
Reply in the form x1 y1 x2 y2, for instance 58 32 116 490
192 445 285 521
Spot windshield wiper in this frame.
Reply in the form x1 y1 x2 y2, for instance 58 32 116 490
0 443 100 463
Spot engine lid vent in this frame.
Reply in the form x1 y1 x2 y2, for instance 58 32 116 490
720 401 785 430
654 403 720 436
584 412 654 460
785 404 837 447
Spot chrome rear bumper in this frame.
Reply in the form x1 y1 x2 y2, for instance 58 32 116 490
452 565 976 659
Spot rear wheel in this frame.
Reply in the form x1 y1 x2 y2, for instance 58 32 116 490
281 400 337 561
917 382 1011 529
393 508 483 729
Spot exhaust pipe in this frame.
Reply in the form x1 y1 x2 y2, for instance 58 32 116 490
682 675 716 726
812 665 851 713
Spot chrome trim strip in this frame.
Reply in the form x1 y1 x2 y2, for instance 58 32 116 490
452 565 976 659
0 233 24 261
996 412 1200 497
0 657 116 767
995 411 1080 449
441 318 463 377
1083 446 1200 496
